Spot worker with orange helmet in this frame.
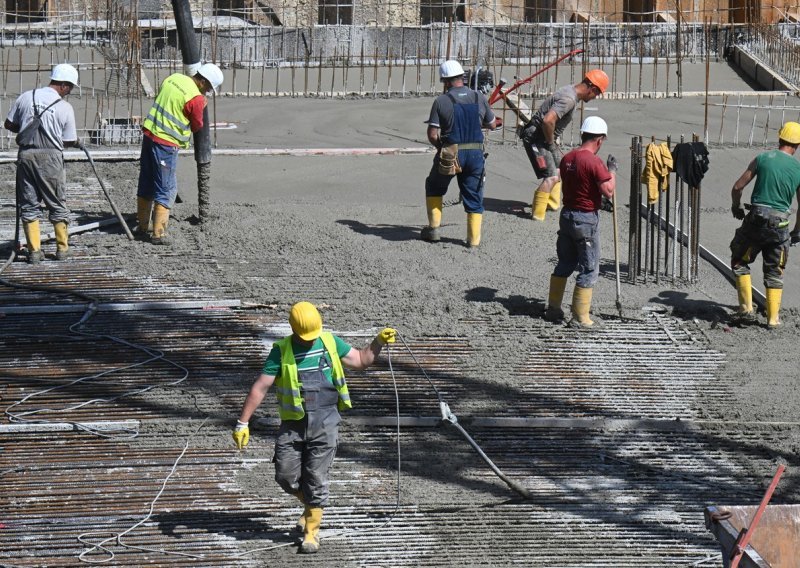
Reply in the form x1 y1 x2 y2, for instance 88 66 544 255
729 121 800 329
232 301 396 554
519 68 609 222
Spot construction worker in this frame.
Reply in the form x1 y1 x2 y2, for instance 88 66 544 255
136 63 223 245
729 121 800 329
4 64 81 263
544 116 616 328
422 59 498 248
520 69 609 221
232 301 396 554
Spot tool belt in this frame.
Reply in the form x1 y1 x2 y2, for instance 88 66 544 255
747 204 791 228
438 143 462 175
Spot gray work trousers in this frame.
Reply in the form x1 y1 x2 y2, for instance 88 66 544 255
16 149 70 224
273 408 341 508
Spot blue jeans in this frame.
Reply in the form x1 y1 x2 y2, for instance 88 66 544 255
425 148 485 213
137 135 179 208
554 209 600 288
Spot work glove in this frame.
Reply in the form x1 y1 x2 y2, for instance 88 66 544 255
791 230 800 247
732 205 746 220
606 154 618 173
376 328 397 345
232 421 249 449
493 116 503 129
75 139 86 151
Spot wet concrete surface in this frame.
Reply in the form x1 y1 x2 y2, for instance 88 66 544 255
2 61 800 565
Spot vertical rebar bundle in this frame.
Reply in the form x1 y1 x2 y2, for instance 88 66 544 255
628 134 702 285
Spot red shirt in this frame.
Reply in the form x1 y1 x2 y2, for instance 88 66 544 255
143 94 205 147
559 148 612 212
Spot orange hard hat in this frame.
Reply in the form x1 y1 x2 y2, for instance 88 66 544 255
584 69 609 94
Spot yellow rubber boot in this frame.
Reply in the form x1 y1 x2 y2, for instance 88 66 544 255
23 220 43 264
136 197 153 236
735 274 753 313
733 274 757 323
53 221 70 260
292 491 307 534
547 181 562 211
151 203 171 245
570 286 594 328
544 275 568 321
300 507 323 554
532 190 549 221
467 212 482 247
422 196 443 242
766 287 783 329
426 196 442 228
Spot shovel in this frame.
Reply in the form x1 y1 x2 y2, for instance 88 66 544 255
611 190 623 318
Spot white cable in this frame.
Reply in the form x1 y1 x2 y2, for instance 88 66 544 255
4 302 190 440
77 343 406 562
78 428 204 562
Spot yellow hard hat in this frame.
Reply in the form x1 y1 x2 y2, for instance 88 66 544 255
289 301 322 341
778 121 800 144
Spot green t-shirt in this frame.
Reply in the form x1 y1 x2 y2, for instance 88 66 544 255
262 335 352 384
752 150 800 213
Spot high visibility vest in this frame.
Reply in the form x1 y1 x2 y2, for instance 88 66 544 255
274 332 352 421
143 74 200 148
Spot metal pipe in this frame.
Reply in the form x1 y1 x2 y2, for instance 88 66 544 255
170 0 212 223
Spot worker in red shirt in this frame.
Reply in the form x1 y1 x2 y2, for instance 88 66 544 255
544 116 617 328
136 63 224 245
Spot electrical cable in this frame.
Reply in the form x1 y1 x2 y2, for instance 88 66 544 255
1 250 190 440
3 301 190 439
78 419 212 563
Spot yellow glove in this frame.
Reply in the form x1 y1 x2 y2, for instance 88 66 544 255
377 328 397 345
232 421 249 449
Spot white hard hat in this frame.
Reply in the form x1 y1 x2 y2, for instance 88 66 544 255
50 64 79 86
580 116 608 136
197 63 224 94
439 60 465 80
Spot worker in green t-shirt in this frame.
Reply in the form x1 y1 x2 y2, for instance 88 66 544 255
232 301 396 554
730 121 800 328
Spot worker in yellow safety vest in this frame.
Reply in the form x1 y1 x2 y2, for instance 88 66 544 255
136 63 223 245
232 301 396 554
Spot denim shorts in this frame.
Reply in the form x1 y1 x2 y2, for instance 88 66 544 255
137 135 179 208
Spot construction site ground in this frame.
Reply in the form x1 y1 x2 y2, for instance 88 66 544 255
2 62 800 566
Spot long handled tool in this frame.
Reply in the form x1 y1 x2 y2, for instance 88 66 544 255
439 401 533 500
398 334 533 500
611 191 623 318
81 146 135 241
488 48 585 106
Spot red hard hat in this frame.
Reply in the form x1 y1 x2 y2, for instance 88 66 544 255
584 69 609 94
